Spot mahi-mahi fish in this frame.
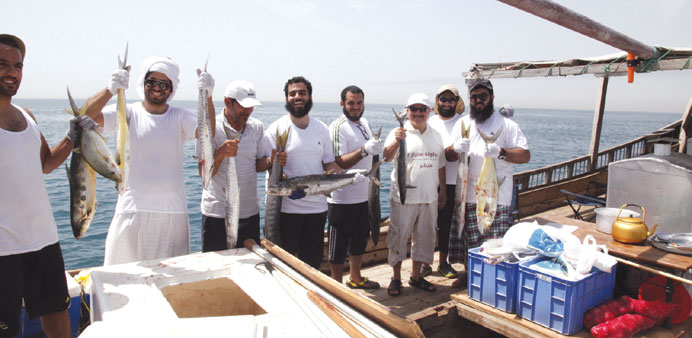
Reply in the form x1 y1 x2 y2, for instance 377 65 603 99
475 126 505 235
368 127 382 245
266 160 382 197
222 123 240 249
115 44 130 194
453 120 471 238
66 142 97 239
67 88 122 182
197 59 214 189
264 127 290 246
392 108 416 204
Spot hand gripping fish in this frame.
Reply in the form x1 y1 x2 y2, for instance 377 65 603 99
196 59 215 189
115 44 130 195
453 120 471 238
223 123 240 249
475 126 505 235
368 127 382 245
67 88 122 182
392 108 415 204
264 127 290 246
66 137 97 239
266 161 382 198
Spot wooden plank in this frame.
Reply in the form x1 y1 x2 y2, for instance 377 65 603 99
590 77 608 171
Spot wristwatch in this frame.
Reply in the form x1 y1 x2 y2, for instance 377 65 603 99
498 148 507 160
360 147 368 158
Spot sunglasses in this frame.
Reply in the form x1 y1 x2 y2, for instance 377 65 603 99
470 93 489 102
408 106 429 113
356 124 369 140
439 97 457 103
144 78 172 91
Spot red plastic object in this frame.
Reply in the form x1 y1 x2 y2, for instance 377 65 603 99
638 276 692 324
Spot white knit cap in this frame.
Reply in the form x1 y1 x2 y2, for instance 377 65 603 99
136 56 180 102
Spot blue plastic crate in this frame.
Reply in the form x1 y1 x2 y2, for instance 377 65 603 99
516 259 616 335
467 247 531 313
20 272 82 338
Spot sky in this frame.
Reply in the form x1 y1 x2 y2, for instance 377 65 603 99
4 0 692 113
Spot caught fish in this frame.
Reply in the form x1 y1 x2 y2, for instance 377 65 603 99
197 59 214 189
115 44 130 194
264 127 290 246
67 88 122 182
368 127 382 245
476 126 505 235
453 120 471 238
223 123 240 249
392 108 416 204
267 160 382 197
66 139 97 239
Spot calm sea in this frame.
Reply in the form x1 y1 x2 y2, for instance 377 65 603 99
12 98 680 270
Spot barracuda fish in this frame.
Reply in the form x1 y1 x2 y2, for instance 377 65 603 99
392 108 416 204
197 59 214 189
476 126 505 235
264 127 290 246
267 160 382 197
67 88 122 182
223 123 240 249
453 120 471 238
115 44 130 194
368 127 382 245
66 149 97 239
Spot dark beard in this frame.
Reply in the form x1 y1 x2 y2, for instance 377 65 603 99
285 98 313 118
342 107 363 122
438 106 455 118
470 101 494 123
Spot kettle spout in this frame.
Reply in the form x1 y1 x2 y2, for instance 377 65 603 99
647 224 658 237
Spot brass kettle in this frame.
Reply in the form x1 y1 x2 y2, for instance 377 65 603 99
611 204 657 244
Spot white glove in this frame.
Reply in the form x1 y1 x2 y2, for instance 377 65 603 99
363 139 383 156
67 115 98 143
485 143 501 158
196 69 214 97
347 169 369 185
453 138 470 153
107 69 130 95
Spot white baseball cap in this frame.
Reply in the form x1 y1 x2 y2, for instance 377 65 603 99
225 80 262 108
405 92 433 108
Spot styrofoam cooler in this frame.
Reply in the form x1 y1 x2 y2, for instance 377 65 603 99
20 271 82 337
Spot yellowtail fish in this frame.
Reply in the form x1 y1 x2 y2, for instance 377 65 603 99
197 59 214 189
264 127 290 246
223 123 240 249
476 126 504 235
67 88 122 182
368 127 382 245
66 148 97 239
115 44 130 195
453 120 471 238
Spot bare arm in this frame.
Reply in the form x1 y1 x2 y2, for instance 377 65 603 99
322 161 343 173
504 147 530 164
334 147 366 170
383 127 406 162
438 167 446 210
27 108 72 174
84 88 114 127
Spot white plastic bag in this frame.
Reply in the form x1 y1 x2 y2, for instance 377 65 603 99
575 235 598 275
593 245 617 273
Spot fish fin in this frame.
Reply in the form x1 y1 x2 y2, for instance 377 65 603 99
66 87 80 117
367 159 383 177
118 42 129 69
374 126 382 140
370 177 381 187
462 120 471 138
476 125 503 144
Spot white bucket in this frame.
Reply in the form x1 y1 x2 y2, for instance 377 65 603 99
654 143 671 156
594 207 641 234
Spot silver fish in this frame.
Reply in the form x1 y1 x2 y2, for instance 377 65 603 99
264 127 290 246
223 124 240 249
66 145 97 239
197 59 214 189
392 108 416 204
476 126 504 235
115 44 130 195
453 120 471 238
267 160 382 197
368 127 382 245
67 88 122 182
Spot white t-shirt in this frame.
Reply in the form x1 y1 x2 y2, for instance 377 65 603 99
201 115 267 219
265 115 335 214
450 111 529 206
0 106 58 255
103 102 197 214
428 113 462 185
385 122 446 204
327 115 374 204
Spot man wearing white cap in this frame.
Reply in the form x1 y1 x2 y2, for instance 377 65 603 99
382 93 446 296
85 56 216 265
199 80 279 251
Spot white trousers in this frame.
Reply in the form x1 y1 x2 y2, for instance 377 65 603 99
387 200 437 266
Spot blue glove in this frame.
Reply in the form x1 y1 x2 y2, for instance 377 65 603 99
288 188 307 200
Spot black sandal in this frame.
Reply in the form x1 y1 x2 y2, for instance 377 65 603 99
409 276 436 292
387 279 402 296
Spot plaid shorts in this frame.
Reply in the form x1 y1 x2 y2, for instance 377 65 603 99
448 204 511 265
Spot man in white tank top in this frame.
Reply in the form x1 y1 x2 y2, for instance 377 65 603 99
0 34 90 338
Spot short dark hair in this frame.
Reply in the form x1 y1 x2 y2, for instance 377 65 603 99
0 35 25 58
340 85 364 102
283 76 312 98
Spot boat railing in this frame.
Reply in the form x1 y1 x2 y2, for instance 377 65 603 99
514 120 682 192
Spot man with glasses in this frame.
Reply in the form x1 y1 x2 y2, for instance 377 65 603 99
447 79 530 288
84 56 216 265
382 93 446 296
326 85 383 289
420 85 465 280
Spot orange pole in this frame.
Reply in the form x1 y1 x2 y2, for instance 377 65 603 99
627 53 635 83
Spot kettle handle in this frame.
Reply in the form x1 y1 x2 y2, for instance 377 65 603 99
616 203 646 221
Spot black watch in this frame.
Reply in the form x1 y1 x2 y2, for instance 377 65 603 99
360 147 368 158
498 148 507 160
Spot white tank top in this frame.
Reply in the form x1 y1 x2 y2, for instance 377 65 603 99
0 105 58 255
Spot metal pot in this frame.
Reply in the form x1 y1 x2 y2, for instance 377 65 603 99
611 204 658 244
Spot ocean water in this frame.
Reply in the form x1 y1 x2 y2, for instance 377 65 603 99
12 98 680 269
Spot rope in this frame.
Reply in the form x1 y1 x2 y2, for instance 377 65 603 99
515 63 533 78
640 47 666 72
605 55 625 74
681 55 692 70
546 62 561 77
579 60 596 75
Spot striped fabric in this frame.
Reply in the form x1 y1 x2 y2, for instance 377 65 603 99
448 204 511 265
330 115 348 156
